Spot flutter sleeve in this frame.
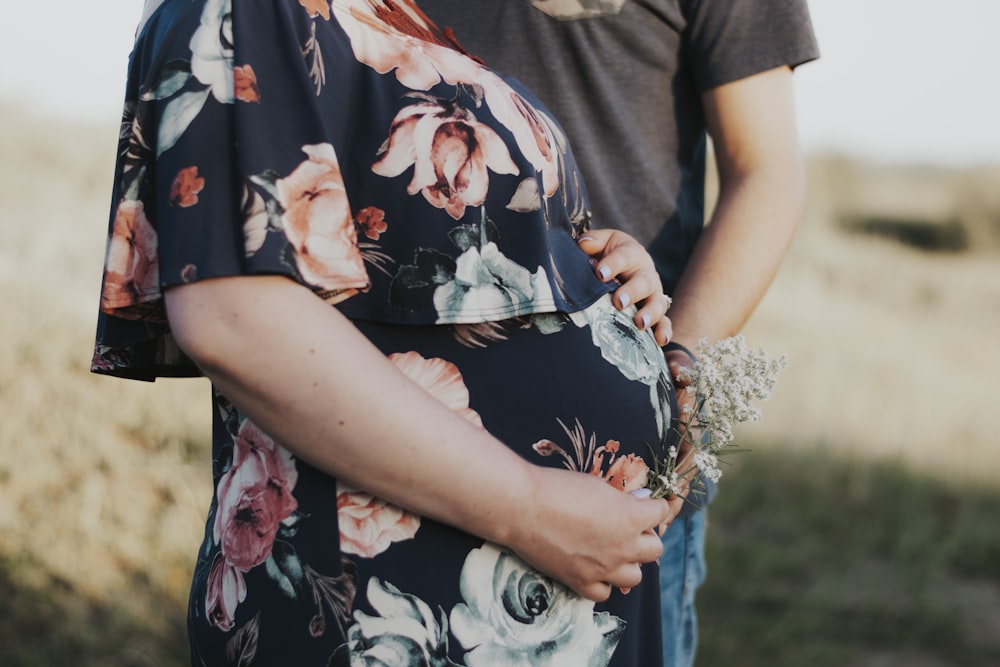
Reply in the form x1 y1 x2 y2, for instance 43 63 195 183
93 0 371 380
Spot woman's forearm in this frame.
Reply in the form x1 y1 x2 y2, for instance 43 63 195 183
165 274 537 545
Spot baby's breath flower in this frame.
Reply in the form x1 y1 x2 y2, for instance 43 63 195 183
657 472 684 498
693 450 722 484
645 334 786 502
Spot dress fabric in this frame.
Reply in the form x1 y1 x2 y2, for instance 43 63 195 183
91 1 677 664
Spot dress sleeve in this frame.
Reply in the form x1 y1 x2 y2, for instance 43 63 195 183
93 0 371 380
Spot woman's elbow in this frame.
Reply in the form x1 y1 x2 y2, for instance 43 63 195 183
163 281 237 374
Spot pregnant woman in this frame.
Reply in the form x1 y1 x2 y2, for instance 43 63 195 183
93 0 681 664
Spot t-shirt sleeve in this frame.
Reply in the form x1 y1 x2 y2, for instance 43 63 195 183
93 0 371 380
684 0 821 92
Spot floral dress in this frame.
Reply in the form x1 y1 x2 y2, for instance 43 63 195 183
92 1 678 665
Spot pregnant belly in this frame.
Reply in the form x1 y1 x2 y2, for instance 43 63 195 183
350 294 677 473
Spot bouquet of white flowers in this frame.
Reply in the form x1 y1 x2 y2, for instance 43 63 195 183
643 334 787 502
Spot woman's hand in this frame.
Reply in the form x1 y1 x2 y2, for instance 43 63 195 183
505 466 677 602
578 229 673 345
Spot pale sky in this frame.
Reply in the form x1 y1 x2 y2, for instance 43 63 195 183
1 0 998 166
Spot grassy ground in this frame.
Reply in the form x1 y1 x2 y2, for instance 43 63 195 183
697 447 1000 667
2 106 998 666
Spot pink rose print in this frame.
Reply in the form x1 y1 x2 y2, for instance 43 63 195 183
100 198 160 312
213 420 299 572
90 344 118 373
275 143 370 291
356 206 388 240
335 352 482 558
333 0 484 91
233 64 260 103
373 100 518 219
588 438 620 476
337 488 421 558
533 423 651 496
589 439 650 493
602 453 650 494
335 0 567 202
485 87 564 199
388 351 483 427
205 552 247 631
169 166 205 207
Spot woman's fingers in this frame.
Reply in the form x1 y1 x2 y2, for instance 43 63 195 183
510 469 680 602
578 581 614 603
612 268 657 308
578 229 649 288
609 563 645 596
595 513 670 599
577 548 662 602
637 293 673 344
638 522 668 562
578 230 673 343
655 492 688 536
652 315 674 346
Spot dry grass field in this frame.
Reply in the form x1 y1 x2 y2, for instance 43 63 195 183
1 104 998 665
740 165 1000 484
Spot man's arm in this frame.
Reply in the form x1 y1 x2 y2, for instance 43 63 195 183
667 65 806 350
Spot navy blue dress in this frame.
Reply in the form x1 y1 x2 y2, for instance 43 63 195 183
92 1 677 664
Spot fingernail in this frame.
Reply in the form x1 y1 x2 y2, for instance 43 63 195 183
598 265 611 281
630 488 651 499
578 235 594 243
640 313 651 329
618 292 630 308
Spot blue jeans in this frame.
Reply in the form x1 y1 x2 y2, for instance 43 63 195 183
659 509 707 667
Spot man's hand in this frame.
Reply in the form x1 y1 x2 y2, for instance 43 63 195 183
665 344 699 506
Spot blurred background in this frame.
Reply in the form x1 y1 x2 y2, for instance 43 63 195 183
1 1 998 665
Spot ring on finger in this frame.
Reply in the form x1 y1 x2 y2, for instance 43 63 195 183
663 293 673 311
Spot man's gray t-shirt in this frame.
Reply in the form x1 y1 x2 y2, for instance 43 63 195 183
418 0 819 292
